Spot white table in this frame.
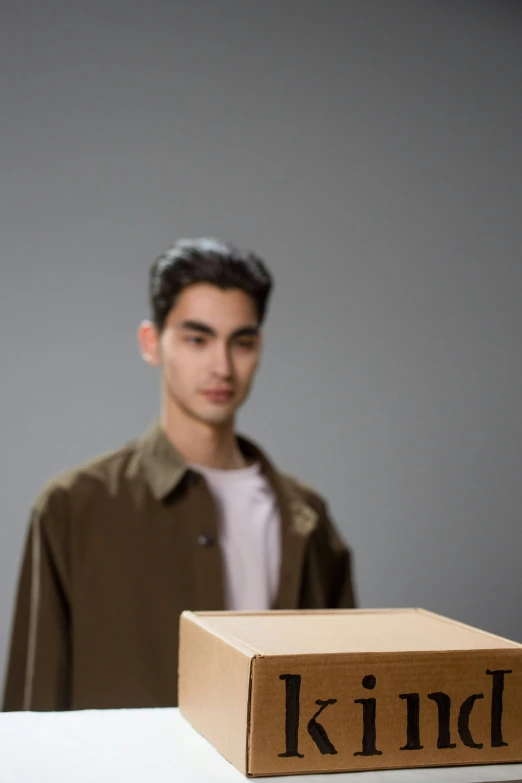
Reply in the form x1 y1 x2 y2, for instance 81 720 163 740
0 708 521 782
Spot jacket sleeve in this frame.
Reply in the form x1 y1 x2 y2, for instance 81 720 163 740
2 504 71 711
298 487 358 610
321 503 357 609
322 509 357 609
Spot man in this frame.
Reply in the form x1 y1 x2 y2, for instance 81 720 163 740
3 238 355 712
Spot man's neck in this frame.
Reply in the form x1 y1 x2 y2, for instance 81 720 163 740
160 408 248 470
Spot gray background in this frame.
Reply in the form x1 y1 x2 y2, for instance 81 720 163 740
1 0 522 685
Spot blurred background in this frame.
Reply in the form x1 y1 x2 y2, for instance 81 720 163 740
1 0 521 682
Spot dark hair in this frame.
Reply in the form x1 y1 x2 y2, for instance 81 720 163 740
149 238 273 332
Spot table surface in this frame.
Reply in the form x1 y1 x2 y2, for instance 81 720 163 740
0 707 521 783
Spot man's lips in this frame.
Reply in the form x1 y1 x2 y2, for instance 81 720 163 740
201 389 234 403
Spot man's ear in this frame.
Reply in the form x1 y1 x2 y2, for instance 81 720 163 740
137 320 161 366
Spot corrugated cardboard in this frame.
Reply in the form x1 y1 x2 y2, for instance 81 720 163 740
178 608 522 777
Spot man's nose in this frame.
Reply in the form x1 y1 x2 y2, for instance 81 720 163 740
211 343 233 378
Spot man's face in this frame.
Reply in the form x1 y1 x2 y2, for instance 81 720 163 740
152 283 262 426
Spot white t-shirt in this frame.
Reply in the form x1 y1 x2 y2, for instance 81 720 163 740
189 461 281 611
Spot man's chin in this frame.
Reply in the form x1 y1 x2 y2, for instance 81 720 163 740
193 404 237 427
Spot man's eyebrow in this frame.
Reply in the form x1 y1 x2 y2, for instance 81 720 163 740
231 325 259 338
178 320 216 336
177 321 259 339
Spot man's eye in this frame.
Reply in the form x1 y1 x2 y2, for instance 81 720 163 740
236 340 255 349
187 336 206 345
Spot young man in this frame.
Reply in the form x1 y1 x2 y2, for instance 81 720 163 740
3 238 355 712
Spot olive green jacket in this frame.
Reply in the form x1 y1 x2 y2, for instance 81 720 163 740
3 424 355 712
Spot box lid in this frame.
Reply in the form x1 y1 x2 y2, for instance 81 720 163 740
189 608 522 656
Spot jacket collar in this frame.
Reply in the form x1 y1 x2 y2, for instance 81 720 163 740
138 422 188 501
137 421 319 610
138 421 318 537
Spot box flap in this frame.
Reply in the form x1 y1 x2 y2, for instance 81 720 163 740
190 608 522 655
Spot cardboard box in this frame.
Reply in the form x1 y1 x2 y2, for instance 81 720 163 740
178 608 522 777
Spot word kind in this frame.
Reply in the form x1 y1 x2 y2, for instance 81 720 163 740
278 669 512 758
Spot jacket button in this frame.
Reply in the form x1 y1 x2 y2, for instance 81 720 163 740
198 533 215 548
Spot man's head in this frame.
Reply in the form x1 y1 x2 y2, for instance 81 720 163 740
138 238 273 428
